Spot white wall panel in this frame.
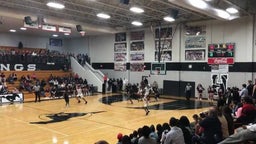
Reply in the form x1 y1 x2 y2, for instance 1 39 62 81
64 37 89 55
90 34 115 62
0 33 49 48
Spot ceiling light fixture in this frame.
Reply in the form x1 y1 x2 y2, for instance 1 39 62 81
52 34 58 37
20 27 27 30
9 29 16 32
130 7 144 13
163 16 175 22
46 1 65 9
188 0 208 9
226 7 238 14
96 13 111 19
215 8 230 19
131 21 143 26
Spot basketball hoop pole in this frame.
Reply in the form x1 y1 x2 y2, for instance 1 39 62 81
157 22 161 63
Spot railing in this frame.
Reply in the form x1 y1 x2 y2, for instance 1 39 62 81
70 57 102 92
84 62 104 82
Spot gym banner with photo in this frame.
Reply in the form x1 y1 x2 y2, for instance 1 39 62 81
115 32 126 42
114 43 127 52
155 39 172 50
114 62 126 71
114 32 127 63
155 26 173 62
130 30 145 64
114 53 127 62
185 50 205 61
130 52 144 61
130 62 144 72
185 26 206 49
130 41 144 51
155 51 172 61
185 35 206 48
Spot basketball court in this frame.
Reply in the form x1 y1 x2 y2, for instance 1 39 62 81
0 93 211 144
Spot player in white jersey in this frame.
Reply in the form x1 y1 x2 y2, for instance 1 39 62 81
143 85 150 115
76 85 87 104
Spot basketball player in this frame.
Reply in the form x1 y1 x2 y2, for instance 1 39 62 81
64 87 69 107
125 83 134 104
76 85 87 104
143 85 150 115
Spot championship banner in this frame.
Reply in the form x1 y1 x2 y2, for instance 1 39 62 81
58 26 71 33
42 24 57 32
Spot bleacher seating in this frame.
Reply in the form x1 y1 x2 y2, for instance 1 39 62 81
5 70 72 100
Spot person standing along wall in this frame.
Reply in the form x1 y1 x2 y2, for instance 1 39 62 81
185 83 192 101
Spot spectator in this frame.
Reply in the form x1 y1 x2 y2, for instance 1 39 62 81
117 133 123 144
223 105 234 135
239 84 248 98
95 140 109 144
122 135 131 144
199 107 223 144
149 125 158 141
138 125 157 144
160 123 170 143
218 124 256 144
164 117 185 144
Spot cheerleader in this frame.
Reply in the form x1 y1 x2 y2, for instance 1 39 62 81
208 85 215 104
196 83 204 101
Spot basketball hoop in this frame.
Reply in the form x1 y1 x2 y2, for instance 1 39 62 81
80 31 85 36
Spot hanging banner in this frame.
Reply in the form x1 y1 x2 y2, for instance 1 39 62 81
58 26 71 33
42 24 57 32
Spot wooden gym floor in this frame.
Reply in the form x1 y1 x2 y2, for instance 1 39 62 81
0 93 212 144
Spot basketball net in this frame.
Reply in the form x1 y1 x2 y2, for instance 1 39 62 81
80 31 85 36
155 69 160 75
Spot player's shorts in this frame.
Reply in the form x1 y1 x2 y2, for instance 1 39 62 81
77 93 84 98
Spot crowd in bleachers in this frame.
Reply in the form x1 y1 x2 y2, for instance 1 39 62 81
0 71 95 102
0 48 71 64
47 73 94 99
97 102 255 144
76 53 91 66
99 80 256 144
